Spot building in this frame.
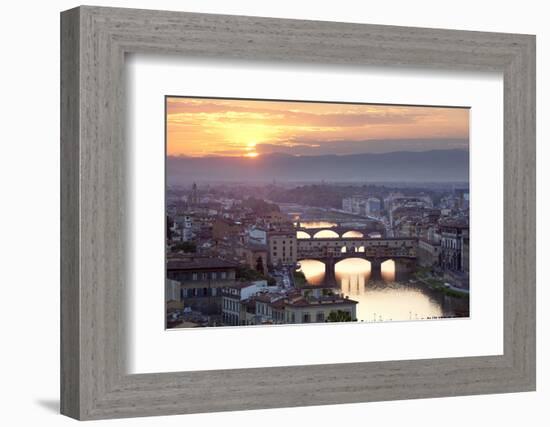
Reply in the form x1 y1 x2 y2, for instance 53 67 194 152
212 218 243 242
189 182 199 205
165 278 182 310
257 294 358 324
166 256 240 319
221 280 270 326
418 239 441 267
235 243 269 275
439 218 469 272
261 210 292 230
246 227 267 245
173 214 194 242
461 235 470 274
342 195 367 215
267 231 297 266
366 197 382 216
281 295 358 323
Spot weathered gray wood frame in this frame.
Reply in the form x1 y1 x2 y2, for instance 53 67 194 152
60 5 536 420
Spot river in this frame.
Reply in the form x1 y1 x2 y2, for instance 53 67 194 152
297 258 469 322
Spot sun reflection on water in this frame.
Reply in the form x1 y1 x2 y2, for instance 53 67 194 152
298 257 455 322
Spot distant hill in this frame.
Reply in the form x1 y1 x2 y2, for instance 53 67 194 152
167 149 469 184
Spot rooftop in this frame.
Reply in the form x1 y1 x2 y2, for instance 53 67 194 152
167 256 240 271
440 217 469 229
285 296 359 308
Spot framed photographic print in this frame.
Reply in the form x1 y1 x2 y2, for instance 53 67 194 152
61 6 536 420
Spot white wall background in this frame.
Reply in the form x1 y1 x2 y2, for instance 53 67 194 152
0 1 546 425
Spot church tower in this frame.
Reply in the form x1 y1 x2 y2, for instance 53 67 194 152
190 182 199 205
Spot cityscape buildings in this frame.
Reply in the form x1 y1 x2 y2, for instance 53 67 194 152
165 180 470 328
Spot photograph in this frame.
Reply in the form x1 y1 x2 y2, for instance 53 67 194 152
165 97 470 328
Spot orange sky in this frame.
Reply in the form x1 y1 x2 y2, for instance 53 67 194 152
166 97 469 158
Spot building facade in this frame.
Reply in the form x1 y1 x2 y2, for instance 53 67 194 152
166 257 240 319
267 232 297 266
439 220 469 272
417 238 441 267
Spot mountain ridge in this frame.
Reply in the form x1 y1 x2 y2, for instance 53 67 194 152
167 149 469 183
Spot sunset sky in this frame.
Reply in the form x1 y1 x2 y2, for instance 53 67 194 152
166 97 469 158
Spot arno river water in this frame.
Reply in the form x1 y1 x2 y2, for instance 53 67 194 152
296 221 469 322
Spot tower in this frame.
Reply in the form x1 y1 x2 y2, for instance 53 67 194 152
190 182 199 205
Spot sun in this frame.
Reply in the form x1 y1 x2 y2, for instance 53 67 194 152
243 140 259 158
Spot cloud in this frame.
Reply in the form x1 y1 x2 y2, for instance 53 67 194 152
167 99 433 128
166 97 469 157
255 138 469 156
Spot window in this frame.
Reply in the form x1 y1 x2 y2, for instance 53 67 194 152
316 312 325 322
303 312 311 323
221 271 226 279
192 273 198 280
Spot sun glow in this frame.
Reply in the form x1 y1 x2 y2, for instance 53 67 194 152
167 97 469 157
244 152 259 158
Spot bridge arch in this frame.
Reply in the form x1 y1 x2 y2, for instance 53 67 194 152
381 259 396 281
313 229 339 239
335 257 372 271
341 230 364 238
296 259 326 286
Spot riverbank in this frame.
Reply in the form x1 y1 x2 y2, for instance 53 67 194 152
413 271 469 298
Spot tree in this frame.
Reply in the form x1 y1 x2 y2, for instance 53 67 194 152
255 256 264 273
322 288 335 297
237 265 277 286
171 241 196 253
241 197 280 214
166 216 174 240
293 270 307 286
327 310 353 322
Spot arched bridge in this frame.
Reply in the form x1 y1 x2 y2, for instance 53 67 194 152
296 221 386 239
297 238 417 286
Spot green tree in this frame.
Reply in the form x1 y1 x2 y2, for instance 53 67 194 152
327 310 353 322
322 288 335 297
293 270 307 286
236 265 276 286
